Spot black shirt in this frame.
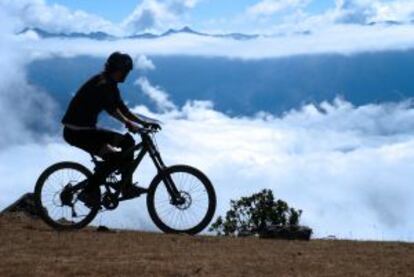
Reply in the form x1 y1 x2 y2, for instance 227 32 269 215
62 73 130 127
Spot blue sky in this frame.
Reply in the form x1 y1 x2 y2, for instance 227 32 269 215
4 0 414 35
48 0 335 23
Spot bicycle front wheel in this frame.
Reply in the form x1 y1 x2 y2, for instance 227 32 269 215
147 165 216 235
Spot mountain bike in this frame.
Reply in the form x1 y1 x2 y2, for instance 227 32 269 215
34 126 216 235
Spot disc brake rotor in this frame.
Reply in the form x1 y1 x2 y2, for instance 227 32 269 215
175 191 192 210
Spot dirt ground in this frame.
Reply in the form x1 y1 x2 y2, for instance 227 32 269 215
0 213 413 277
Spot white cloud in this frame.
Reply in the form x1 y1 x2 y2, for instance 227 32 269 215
373 1 414 22
0 8 57 148
18 24 414 59
134 55 175 112
122 0 176 33
334 0 414 25
0 0 203 36
247 0 310 17
128 98 414 240
135 54 156 71
135 76 177 112
122 0 201 33
0 0 122 35
2 92 414 241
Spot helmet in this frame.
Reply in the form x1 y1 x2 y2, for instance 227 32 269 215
105 52 133 73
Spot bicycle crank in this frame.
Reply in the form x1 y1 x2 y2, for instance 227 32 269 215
102 192 119 210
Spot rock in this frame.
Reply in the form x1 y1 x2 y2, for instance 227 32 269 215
96 225 112 232
1 193 38 218
259 225 312 240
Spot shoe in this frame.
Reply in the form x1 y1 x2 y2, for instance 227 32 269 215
77 188 99 208
121 183 147 199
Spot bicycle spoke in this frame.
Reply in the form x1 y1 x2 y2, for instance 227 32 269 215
152 169 213 232
39 167 95 225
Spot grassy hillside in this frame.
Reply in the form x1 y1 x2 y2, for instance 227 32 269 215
0 213 413 277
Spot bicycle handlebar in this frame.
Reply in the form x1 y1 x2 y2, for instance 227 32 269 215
129 125 159 135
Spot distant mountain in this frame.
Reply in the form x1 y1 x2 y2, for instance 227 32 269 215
160 27 260 40
127 33 159 39
129 26 260 40
366 19 414 26
18 27 115 40
18 26 261 41
161 26 207 37
215 32 260 40
367 20 404 26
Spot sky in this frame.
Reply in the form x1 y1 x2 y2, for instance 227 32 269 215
47 0 335 24
2 0 414 241
3 0 414 35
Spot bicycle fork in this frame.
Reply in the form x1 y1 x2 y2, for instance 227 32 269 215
146 139 182 205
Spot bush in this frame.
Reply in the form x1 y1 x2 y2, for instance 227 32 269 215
209 189 303 237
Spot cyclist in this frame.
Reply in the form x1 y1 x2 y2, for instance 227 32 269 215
61 51 160 204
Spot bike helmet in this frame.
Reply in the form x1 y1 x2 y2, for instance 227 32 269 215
105 52 133 73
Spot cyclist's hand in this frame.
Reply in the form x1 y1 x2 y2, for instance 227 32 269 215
146 122 162 131
125 120 141 133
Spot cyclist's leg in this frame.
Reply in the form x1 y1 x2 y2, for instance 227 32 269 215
63 127 135 186
63 127 116 187
98 131 148 197
103 132 135 186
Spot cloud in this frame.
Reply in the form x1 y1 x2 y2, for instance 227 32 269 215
0 8 57 148
126 97 414 241
122 0 175 33
0 0 202 35
2 88 414 240
134 55 175 112
334 0 414 25
122 0 201 33
18 23 414 59
247 0 310 17
135 54 156 71
135 76 177 112
334 0 375 24
0 0 122 35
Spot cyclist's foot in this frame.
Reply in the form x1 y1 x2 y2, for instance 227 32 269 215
121 183 147 199
77 188 99 208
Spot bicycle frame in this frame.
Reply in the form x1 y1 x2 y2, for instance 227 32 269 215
90 130 181 201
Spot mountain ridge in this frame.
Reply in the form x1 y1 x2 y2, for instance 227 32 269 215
18 26 261 41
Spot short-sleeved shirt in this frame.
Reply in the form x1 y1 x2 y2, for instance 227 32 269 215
61 73 129 127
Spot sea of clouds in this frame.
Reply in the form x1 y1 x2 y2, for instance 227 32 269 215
2 1 414 241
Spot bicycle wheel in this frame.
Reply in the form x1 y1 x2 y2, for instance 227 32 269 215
147 165 216 235
34 162 100 230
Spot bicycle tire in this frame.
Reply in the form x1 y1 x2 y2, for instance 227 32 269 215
34 161 100 230
147 165 216 235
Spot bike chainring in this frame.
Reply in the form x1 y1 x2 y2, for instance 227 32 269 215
102 192 119 210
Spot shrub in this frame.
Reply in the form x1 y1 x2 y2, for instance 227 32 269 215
209 189 303 236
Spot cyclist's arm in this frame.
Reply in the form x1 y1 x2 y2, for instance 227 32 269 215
104 87 148 127
117 101 148 126
109 108 130 124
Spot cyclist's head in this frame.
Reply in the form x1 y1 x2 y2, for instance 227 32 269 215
105 52 133 83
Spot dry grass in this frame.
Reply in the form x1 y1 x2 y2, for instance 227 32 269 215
0 213 413 277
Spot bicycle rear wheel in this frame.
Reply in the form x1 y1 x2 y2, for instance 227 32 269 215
147 165 216 235
34 162 100 230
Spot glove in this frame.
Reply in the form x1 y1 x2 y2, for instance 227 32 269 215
145 122 162 131
125 120 141 133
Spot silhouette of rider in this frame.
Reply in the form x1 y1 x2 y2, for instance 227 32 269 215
61 52 160 203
